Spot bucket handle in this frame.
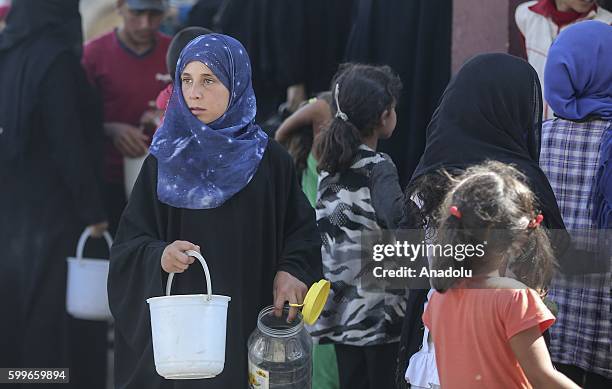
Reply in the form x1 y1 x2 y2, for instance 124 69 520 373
166 250 212 301
75 227 113 260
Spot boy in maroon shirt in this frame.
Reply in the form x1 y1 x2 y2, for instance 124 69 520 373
82 0 171 231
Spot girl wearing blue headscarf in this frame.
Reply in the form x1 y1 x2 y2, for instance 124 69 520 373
108 33 322 388
539 20 612 387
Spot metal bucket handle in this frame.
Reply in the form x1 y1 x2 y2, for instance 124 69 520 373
166 250 212 301
75 227 113 261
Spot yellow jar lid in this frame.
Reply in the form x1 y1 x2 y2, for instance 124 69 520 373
289 279 330 325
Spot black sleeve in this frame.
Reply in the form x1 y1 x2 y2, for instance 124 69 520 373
370 156 404 229
40 53 106 225
275 143 323 287
108 155 169 352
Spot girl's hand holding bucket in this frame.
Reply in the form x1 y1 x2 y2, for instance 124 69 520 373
161 240 200 273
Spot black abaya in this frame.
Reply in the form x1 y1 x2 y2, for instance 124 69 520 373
0 51 106 387
0 6 112 388
108 140 322 388
344 0 452 187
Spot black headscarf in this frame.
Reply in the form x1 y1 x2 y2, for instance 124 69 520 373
0 0 82 161
410 53 565 231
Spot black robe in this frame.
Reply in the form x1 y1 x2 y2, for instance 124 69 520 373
344 0 452 187
0 6 108 389
108 140 322 388
0 47 106 389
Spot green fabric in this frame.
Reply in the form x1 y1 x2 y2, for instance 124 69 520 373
312 344 340 389
300 152 339 388
301 153 318 207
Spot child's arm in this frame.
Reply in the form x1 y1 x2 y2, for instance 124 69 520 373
509 326 580 389
275 99 330 143
275 102 316 143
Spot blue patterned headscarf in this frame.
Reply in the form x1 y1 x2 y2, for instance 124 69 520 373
544 21 612 120
150 34 268 209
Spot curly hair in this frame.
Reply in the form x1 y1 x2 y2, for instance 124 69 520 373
430 161 556 292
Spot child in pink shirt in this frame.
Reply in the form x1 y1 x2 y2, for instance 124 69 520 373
422 161 580 389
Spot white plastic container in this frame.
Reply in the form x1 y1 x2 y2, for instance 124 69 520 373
124 153 148 198
66 227 114 321
147 250 231 379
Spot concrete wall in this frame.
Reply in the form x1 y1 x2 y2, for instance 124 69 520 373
452 0 513 73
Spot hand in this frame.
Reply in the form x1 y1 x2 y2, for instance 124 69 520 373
88 221 109 238
161 240 200 274
285 84 306 113
273 271 308 322
105 122 149 158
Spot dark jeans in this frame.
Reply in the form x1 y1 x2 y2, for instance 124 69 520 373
335 343 399 389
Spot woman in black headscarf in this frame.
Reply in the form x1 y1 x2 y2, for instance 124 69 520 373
396 53 570 388
406 53 565 228
0 0 107 385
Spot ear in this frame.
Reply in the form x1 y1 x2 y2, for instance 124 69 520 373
379 109 391 127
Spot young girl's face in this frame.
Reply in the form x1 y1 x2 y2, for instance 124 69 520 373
181 61 230 124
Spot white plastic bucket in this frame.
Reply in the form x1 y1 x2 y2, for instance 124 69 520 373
147 250 231 380
124 153 148 198
66 227 114 321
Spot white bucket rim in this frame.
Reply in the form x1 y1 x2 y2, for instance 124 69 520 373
162 373 216 380
147 294 231 304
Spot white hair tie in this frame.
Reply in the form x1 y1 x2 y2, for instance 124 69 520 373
334 83 349 122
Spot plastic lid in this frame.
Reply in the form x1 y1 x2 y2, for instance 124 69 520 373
290 279 330 325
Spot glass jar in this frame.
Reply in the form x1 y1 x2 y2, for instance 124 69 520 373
248 305 312 388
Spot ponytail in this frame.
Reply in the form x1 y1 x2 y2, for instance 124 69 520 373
315 118 361 175
508 226 555 294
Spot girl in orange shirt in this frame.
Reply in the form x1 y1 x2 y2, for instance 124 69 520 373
422 161 579 389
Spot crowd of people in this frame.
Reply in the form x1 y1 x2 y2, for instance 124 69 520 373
0 0 609 388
